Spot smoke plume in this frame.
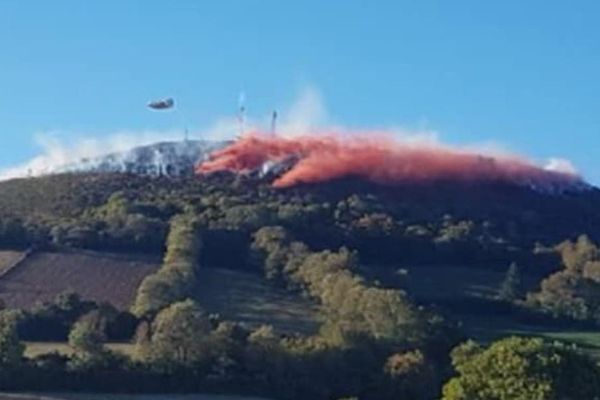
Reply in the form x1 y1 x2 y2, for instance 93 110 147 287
197 132 583 190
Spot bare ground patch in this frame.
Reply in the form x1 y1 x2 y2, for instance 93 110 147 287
0 251 160 310
0 250 25 276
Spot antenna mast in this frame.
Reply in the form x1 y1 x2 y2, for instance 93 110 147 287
271 110 278 136
238 105 246 137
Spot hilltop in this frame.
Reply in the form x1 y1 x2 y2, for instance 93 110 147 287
1 153 600 398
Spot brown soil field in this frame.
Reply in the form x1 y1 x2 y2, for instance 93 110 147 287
0 248 317 334
0 250 25 275
0 251 160 310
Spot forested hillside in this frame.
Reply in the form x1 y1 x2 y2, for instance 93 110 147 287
0 172 600 399
1 172 599 262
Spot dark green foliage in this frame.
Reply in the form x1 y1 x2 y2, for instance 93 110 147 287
131 214 202 317
1 173 600 397
17 292 137 342
0 310 24 367
442 337 600 400
67 311 119 372
251 226 456 355
2 172 599 266
69 311 107 354
135 299 213 370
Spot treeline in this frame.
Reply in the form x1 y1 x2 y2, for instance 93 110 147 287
0 214 460 399
131 213 202 316
481 235 600 329
1 171 586 268
0 212 599 398
250 226 450 348
524 235 600 324
16 292 137 342
0 192 169 253
0 299 598 399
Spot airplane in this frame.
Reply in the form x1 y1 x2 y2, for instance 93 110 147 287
147 98 175 110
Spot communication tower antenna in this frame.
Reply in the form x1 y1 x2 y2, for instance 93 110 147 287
237 91 247 138
270 110 278 136
238 105 246 137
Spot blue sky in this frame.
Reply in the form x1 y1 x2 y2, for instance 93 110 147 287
1 1 599 182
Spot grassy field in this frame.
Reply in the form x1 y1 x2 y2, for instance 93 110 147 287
458 313 600 358
365 263 600 358
364 263 542 301
0 251 25 275
195 267 318 334
24 342 135 359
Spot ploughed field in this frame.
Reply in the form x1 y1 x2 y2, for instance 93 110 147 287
23 266 319 359
0 248 318 361
0 251 26 275
0 250 160 310
0 248 318 332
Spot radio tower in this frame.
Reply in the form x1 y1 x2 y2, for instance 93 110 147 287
238 105 246 137
237 91 247 138
270 110 278 136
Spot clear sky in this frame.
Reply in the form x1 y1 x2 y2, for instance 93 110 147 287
1 1 599 183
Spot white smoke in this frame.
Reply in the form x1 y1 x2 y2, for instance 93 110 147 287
0 116 245 181
0 131 183 180
544 158 579 175
278 86 330 136
0 86 583 183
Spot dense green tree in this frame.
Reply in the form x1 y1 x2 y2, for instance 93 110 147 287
0 310 24 367
131 268 194 317
162 214 202 265
67 311 123 372
442 337 600 400
138 299 212 369
131 214 201 317
251 226 309 281
223 204 274 230
68 311 107 355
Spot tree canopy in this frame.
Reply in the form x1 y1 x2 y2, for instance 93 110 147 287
442 337 600 400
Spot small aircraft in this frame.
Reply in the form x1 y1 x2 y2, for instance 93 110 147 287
147 98 175 110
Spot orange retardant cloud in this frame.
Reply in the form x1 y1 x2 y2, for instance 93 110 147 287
196 132 582 190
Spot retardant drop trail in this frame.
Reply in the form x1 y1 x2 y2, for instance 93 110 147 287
196 132 583 191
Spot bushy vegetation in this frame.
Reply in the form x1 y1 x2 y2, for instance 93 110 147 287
251 226 445 347
1 173 600 398
1 172 599 265
131 214 202 317
16 291 137 342
526 235 600 323
442 336 600 400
